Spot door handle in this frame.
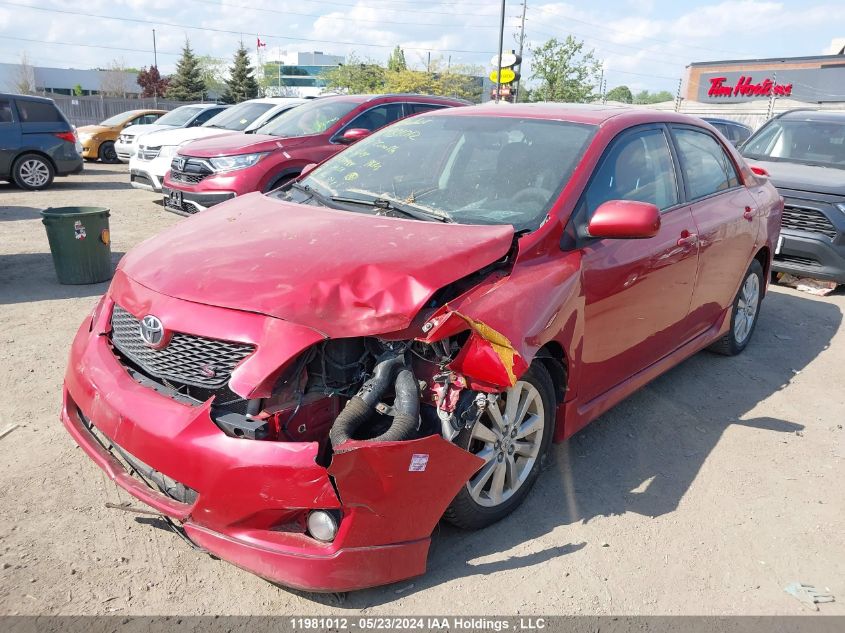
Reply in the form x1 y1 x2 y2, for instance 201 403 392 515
743 206 754 221
677 231 698 247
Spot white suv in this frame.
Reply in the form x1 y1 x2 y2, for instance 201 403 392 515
129 98 305 192
116 104 228 162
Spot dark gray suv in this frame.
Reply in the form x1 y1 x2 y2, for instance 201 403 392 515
741 109 845 284
0 93 83 190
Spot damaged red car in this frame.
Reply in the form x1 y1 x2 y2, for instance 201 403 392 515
62 104 783 592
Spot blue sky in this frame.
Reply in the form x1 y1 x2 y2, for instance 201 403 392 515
0 0 842 93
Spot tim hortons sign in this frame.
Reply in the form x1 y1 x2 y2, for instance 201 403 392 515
708 76 793 98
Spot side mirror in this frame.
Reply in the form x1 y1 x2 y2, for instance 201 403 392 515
300 162 318 178
338 128 371 144
587 200 660 239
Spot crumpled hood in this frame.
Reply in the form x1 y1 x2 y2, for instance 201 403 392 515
180 133 308 157
118 194 514 337
750 160 845 197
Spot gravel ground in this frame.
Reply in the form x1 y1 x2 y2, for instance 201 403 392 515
0 163 843 616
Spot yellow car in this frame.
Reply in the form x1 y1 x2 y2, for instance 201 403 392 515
77 109 165 163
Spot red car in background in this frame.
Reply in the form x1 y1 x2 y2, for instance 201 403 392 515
161 93 467 214
63 105 782 592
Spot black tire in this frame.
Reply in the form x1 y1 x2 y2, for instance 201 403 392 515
264 173 298 193
98 141 118 163
444 362 556 530
709 259 764 356
12 153 55 190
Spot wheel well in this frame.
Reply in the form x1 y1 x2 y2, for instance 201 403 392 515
754 245 770 278
14 150 56 173
266 169 301 192
534 341 567 404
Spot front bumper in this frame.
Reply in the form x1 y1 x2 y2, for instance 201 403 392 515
115 140 134 162
773 229 845 283
162 185 235 215
61 282 480 591
130 168 162 192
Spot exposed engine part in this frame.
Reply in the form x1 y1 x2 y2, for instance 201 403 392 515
305 339 370 396
329 352 420 448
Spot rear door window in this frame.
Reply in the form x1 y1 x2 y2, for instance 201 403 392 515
347 103 405 132
408 103 447 115
16 100 63 123
0 98 14 123
672 127 740 199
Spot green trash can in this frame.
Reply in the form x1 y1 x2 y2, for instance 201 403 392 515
41 206 113 285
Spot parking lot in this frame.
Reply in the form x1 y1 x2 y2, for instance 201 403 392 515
1 163 843 616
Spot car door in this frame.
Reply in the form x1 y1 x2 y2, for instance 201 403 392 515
577 125 700 403
0 96 21 176
669 125 758 335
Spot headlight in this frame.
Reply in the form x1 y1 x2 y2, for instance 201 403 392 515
836 203 845 214
78 133 92 142
158 145 179 158
209 152 268 172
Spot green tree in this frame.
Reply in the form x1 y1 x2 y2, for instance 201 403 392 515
197 55 227 99
387 45 407 72
605 85 633 103
166 39 206 101
528 36 602 103
633 89 674 104
72 84 84 97
222 43 259 103
320 54 386 93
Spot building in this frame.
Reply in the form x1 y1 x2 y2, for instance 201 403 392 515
262 51 343 98
685 51 845 104
0 62 141 97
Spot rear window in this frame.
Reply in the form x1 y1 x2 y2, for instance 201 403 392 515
16 99 63 123
0 98 13 123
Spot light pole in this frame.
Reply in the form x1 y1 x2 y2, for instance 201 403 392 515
495 0 506 103
152 29 158 106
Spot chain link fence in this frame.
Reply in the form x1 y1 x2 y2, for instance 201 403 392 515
50 95 205 126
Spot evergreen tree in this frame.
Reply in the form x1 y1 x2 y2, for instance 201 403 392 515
222 43 259 103
387 45 407 72
166 39 206 101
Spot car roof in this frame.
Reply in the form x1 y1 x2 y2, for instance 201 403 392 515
421 102 710 127
0 92 55 103
702 117 751 128
243 98 308 105
777 109 845 123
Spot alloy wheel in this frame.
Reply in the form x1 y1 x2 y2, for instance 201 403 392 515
19 159 50 188
734 272 760 344
465 381 545 508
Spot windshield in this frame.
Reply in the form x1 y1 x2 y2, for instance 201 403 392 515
291 114 596 232
99 110 143 126
156 105 203 127
201 102 273 131
258 99 358 137
742 118 845 169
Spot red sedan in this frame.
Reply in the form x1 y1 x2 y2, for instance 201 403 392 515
62 104 782 592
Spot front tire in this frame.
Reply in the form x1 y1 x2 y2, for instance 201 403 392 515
444 362 555 530
709 259 764 356
12 154 54 190
98 141 118 163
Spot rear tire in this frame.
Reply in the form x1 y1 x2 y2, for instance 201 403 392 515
98 141 118 163
12 153 54 190
444 362 555 530
709 259 764 356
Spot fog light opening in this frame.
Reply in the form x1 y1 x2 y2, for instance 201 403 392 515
307 510 339 542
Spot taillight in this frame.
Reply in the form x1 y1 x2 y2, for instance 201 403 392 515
54 131 76 144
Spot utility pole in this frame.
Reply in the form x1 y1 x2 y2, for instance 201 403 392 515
152 29 158 106
427 51 431 73
513 0 527 102
598 65 603 104
674 77 683 112
278 47 282 94
495 0 506 103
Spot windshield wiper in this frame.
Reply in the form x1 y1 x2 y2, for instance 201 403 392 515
330 192 453 223
288 181 333 206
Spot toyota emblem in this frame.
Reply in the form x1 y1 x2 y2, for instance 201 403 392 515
139 315 166 348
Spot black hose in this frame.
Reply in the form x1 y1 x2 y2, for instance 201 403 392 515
329 356 420 448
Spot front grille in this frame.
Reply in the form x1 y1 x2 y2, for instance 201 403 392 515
137 145 160 160
169 170 207 185
782 206 838 240
774 254 821 268
109 305 255 389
